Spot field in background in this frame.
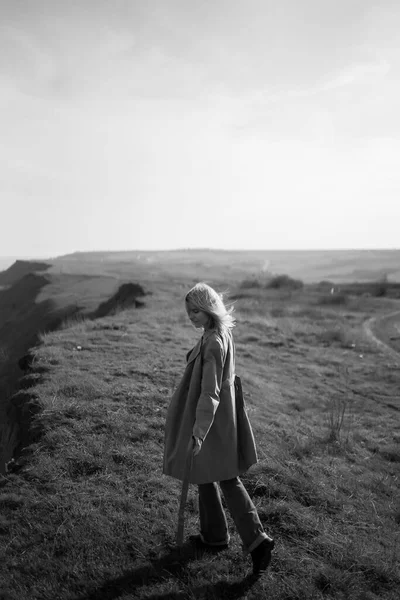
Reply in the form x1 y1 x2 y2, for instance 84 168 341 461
0 253 399 599
51 248 400 284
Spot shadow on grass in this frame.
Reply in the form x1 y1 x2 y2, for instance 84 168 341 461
75 541 260 600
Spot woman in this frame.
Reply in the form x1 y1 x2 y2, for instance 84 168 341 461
163 282 274 575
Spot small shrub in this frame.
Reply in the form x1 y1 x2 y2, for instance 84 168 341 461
266 274 304 290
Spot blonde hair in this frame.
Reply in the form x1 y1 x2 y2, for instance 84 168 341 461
185 282 235 334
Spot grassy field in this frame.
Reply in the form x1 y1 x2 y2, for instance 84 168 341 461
51 248 400 285
0 263 399 599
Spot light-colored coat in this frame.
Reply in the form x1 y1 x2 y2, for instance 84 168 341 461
163 328 258 484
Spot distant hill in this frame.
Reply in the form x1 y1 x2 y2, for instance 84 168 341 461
0 260 51 286
55 248 400 283
2 249 399 288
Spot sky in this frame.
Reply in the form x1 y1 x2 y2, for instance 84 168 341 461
1 0 400 258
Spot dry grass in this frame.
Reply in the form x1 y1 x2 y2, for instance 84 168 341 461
0 281 399 599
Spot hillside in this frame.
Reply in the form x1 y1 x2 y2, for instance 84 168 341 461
0 261 148 478
0 270 399 599
0 260 51 287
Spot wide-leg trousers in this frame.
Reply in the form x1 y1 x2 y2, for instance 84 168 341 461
198 477 270 553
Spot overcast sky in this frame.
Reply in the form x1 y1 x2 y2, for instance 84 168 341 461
1 0 399 257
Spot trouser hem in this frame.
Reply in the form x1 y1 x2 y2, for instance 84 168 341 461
247 532 270 554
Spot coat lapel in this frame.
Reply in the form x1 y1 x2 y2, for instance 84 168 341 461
186 338 202 364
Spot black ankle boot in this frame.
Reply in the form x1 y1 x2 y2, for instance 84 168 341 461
250 538 275 575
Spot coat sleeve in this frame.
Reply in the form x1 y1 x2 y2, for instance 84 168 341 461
193 337 224 441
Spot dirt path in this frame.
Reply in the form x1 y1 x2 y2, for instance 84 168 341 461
363 310 400 361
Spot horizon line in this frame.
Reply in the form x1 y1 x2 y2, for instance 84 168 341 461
1 246 400 260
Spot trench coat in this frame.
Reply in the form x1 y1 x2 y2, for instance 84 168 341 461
163 328 258 484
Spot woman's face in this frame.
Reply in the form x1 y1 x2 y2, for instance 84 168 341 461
185 301 210 329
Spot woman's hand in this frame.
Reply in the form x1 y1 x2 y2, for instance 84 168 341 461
192 436 203 457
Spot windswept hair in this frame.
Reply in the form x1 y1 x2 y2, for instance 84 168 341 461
185 282 236 334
